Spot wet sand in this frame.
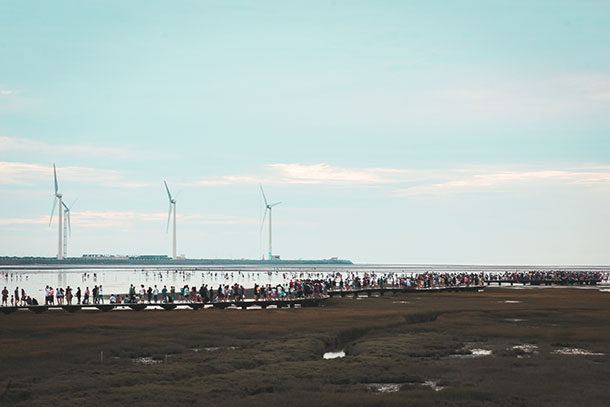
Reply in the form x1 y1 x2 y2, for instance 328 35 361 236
1 287 609 406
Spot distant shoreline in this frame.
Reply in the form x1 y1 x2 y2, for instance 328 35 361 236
0 256 353 267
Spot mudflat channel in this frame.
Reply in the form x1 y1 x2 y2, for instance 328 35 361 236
1 288 609 406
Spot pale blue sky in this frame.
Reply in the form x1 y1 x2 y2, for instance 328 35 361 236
1 1 609 263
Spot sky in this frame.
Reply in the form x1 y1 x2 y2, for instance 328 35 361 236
1 0 609 264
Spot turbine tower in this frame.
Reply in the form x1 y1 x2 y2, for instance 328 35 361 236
164 181 177 259
62 200 76 258
49 164 63 260
260 185 281 260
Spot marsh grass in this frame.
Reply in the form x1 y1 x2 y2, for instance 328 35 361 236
1 288 609 406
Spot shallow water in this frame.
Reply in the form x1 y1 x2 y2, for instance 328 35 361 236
551 348 604 356
323 351 345 359
1 264 608 304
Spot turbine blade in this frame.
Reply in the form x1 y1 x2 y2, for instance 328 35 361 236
259 208 268 234
166 203 172 233
270 201 282 207
62 201 69 210
49 198 57 226
259 184 268 206
53 163 58 194
164 180 173 201
69 199 78 210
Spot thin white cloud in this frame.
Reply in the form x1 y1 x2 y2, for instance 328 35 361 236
396 166 610 196
0 136 155 160
0 90 14 96
267 163 406 184
191 163 413 186
0 211 258 229
0 161 151 188
189 163 610 195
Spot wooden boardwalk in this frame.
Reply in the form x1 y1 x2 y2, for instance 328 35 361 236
0 285 489 313
0 297 327 314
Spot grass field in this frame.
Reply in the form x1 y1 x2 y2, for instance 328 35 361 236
1 287 609 406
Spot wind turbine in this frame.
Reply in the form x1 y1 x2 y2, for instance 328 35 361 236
164 181 177 259
260 185 281 260
62 199 77 258
48 163 63 260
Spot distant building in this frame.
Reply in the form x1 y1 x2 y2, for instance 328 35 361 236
82 254 129 260
129 255 170 261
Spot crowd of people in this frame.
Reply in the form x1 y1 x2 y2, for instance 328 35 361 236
2 270 609 307
1 286 37 306
483 271 608 283
326 272 484 290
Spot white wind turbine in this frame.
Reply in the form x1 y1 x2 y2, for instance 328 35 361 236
164 181 177 259
61 199 77 258
260 185 281 260
48 163 64 260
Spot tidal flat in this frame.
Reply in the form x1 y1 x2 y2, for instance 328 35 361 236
1 288 609 406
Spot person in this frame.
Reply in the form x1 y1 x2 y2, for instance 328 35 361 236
65 286 72 305
1 287 8 306
129 284 135 302
161 285 167 303
14 287 19 306
109 294 117 304
147 286 152 303
98 285 104 304
21 288 27 306
83 287 90 304
76 287 81 304
153 285 159 303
